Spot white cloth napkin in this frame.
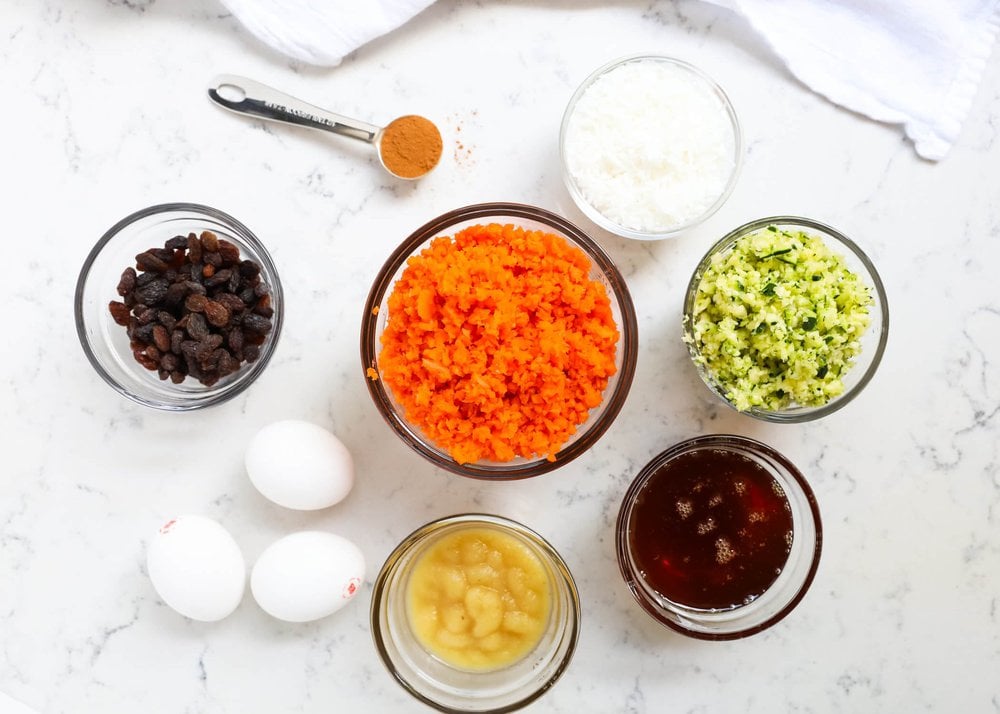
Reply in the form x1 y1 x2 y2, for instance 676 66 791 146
226 0 999 159
705 0 1000 159
218 0 436 67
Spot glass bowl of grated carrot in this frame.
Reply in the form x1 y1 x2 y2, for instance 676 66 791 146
361 203 638 479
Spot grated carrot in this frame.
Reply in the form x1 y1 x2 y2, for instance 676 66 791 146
377 223 619 464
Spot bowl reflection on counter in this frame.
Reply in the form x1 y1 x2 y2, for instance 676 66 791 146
360 202 638 479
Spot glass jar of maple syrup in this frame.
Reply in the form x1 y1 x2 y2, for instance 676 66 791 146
616 434 821 640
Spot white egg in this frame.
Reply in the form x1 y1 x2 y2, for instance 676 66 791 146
245 420 354 511
250 531 365 623
147 515 246 622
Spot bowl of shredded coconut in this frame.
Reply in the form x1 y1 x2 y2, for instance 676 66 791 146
560 55 742 240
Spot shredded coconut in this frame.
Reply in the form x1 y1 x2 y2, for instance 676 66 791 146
564 59 736 233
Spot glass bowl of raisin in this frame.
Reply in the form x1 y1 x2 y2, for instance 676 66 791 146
75 203 283 410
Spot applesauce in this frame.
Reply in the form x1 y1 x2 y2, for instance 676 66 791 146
405 527 552 671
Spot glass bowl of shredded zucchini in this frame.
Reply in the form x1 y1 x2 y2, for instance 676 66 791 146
683 216 888 422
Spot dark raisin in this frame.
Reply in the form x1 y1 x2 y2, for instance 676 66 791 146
135 271 158 287
218 240 240 264
184 280 206 296
165 235 188 250
238 287 256 304
245 344 260 363
204 300 230 327
185 293 208 313
254 282 270 298
134 323 156 343
157 311 177 331
227 326 244 352
136 278 169 306
204 269 232 288
109 301 130 326
135 351 158 371
161 352 179 372
164 281 188 306
117 268 137 296
135 251 169 272
137 308 158 325
187 313 209 341
187 233 202 264
217 293 245 313
152 324 170 352
170 370 185 384
217 349 239 376
242 313 272 335
204 252 223 269
170 329 185 355
238 260 260 279
157 368 170 381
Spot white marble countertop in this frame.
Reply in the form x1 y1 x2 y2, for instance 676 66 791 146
3 1 1000 712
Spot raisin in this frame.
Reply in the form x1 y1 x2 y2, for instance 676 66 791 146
185 293 208 313
164 235 188 250
200 231 220 252
164 281 188 306
217 349 239 376
135 251 169 272
218 240 240 264
227 326 244 352
117 268 137 296
134 323 155 343
187 233 202 264
152 324 170 352
187 313 209 341
109 301 130 326
112 232 272 386
204 269 232 288
204 300 230 327
161 352 179 372
242 313 272 335
217 293 245 313
136 278 169 306
157 311 177 331
238 259 259 279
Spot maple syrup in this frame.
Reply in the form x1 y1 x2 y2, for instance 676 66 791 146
627 447 793 611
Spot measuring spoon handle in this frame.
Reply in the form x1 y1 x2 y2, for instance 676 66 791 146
208 74 380 143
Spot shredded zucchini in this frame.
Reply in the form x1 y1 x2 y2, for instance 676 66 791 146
685 225 873 411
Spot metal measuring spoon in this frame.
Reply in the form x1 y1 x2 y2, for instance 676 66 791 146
207 75 442 180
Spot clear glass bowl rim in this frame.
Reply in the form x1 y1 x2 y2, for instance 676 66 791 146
360 201 639 479
74 201 284 411
615 433 823 640
559 53 744 240
682 215 890 422
369 513 582 714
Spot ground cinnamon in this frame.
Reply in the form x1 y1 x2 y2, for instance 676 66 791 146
379 115 443 179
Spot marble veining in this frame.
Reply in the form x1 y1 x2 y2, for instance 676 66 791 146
2 0 1000 712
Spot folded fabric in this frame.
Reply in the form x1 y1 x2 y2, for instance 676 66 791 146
219 0 436 67
220 0 1000 159
705 0 1000 159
